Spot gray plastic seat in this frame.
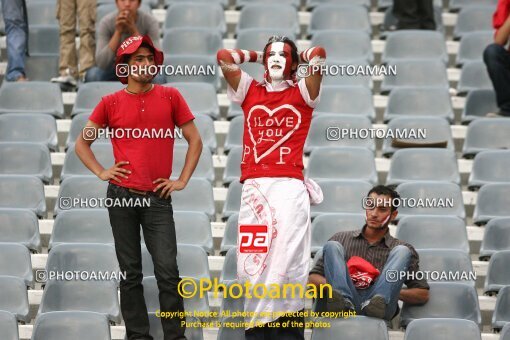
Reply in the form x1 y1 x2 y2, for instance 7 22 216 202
49 209 113 250
404 318 481 340
165 82 219 119
29 25 59 55
417 249 475 286
315 86 375 120
174 113 217 153
387 149 460 186
469 150 510 190
382 117 454 157
237 0 299 7
310 30 373 64
167 0 227 8
0 209 41 252
27 2 58 26
224 116 244 153
172 145 214 183
311 317 389 340
305 114 376 153
66 112 110 148
484 250 510 294
236 4 299 36
377 0 442 10
479 217 510 260
61 143 114 181
0 82 64 118
164 3 226 35
174 212 213 255
311 213 365 255
0 243 33 287
400 282 481 328
220 282 244 317
220 213 239 255
223 147 242 186
0 276 29 323
172 178 215 220
453 6 494 40
382 30 448 64
463 118 510 158
380 5 444 39
0 142 52 183
395 182 466 220
461 89 498 124
25 55 60 82
456 31 493 66
384 86 454 122
222 181 243 220
474 184 510 225
396 216 469 253
38 279 121 324
307 0 370 9
220 247 237 285
308 5 371 36
0 113 58 151
72 82 124 117
54 176 108 216
164 56 220 90
0 175 46 217
217 317 245 340
501 323 510 340
235 28 296 51
493 286 510 331
162 28 222 60
0 310 19 340
146 313 204 340
311 180 372 218
306 147 377 184
457 61 492 95
31 311 112 340
450 0 498 12
380 60 448 94
320 59 373 88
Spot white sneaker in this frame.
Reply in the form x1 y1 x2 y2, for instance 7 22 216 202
51 69 77 87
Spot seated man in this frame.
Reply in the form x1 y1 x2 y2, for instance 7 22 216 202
308 185 429 320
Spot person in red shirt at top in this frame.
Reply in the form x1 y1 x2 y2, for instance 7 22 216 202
75 35 202 340
484 0 510 117
217 36 326 339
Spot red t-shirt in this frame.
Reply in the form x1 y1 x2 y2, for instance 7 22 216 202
494 0 510 33
89 85 194 191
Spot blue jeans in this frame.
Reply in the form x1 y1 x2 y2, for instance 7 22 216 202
322 241 411 320
1 0 27 81
85 66 167 84
483 43 510 115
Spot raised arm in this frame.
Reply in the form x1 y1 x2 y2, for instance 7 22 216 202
299 46 326 100
216 48 263 91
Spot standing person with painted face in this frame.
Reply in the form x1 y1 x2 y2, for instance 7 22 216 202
217 36 326 340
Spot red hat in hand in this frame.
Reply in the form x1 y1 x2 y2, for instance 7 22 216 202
347 256 381 289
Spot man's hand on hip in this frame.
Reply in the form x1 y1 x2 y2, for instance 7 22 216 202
99 161 131 183
153 178 187 199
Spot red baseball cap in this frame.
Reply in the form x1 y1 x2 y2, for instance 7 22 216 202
347 256 381 289
115 35 164 84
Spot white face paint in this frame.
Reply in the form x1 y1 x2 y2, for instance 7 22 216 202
266 42 287 82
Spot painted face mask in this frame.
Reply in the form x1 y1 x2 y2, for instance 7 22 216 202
264 42 293 83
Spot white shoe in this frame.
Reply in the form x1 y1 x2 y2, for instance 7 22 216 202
51 69 77 86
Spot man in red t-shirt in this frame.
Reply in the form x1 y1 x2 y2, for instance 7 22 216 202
217 37 325 339
484 0 510 117
75 35 202 340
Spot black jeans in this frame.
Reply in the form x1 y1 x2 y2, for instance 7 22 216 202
107 183 186 340
393 0 436 30
484 43 510 115
245 310 305 340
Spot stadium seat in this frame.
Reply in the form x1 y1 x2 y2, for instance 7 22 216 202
457 61 493 95
314 86 375 120
311 213 365 255
386 149 460 186
217 317 245 340
172 178 215 220
306 0 370 9
380 60 449 94
173 212 214 255
162 28 222 60
31 311 112 340
222 181 243 220
311 317 389 340
479 217 510 260
306 147 378 184
310 30 373 64
164 3 226 35
0 208 41 252
224 116 244 153
165 82 220 119
501 324 510 340
71 82 124 117
61 143 114 181
54 176 108 215
404 318 482 340
0 276 29 323
320 59 373 88
66 112 110 148
220 283 244 317
0 310 19 340
145 313 204 340
484 250 510 295
461 89 498 124
0 175 46 217
235 28 296 51
395 182 466 220
396 216 469 253
0 9 4 34
236 0 300 8
175 113 217 153
167 0 227 8
473 184 510 225
164 56 220 90
453 5 494 40
25 55 60 82
26 2 58 26
236 4 299 36
220 247 237 285
382 117 454 157
29 25 59 55
0 243 33 287
49 209 113 250
308 5 371 36
493 285 510 331
400 282 481 328
450 0 498 11
0 82 64 118
172 145 214 183
456 31 494 66
0 142 52 183
311 180 372 218
417 249 475 286
384 86 454 122
0 113 58 151
38 280 121 324
468 151 510 190
220 213 239 256
463 118 510 158
382 30 448 64
377 0 442 10
380 5 444 39
223 147 242 186
305 114 376 153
